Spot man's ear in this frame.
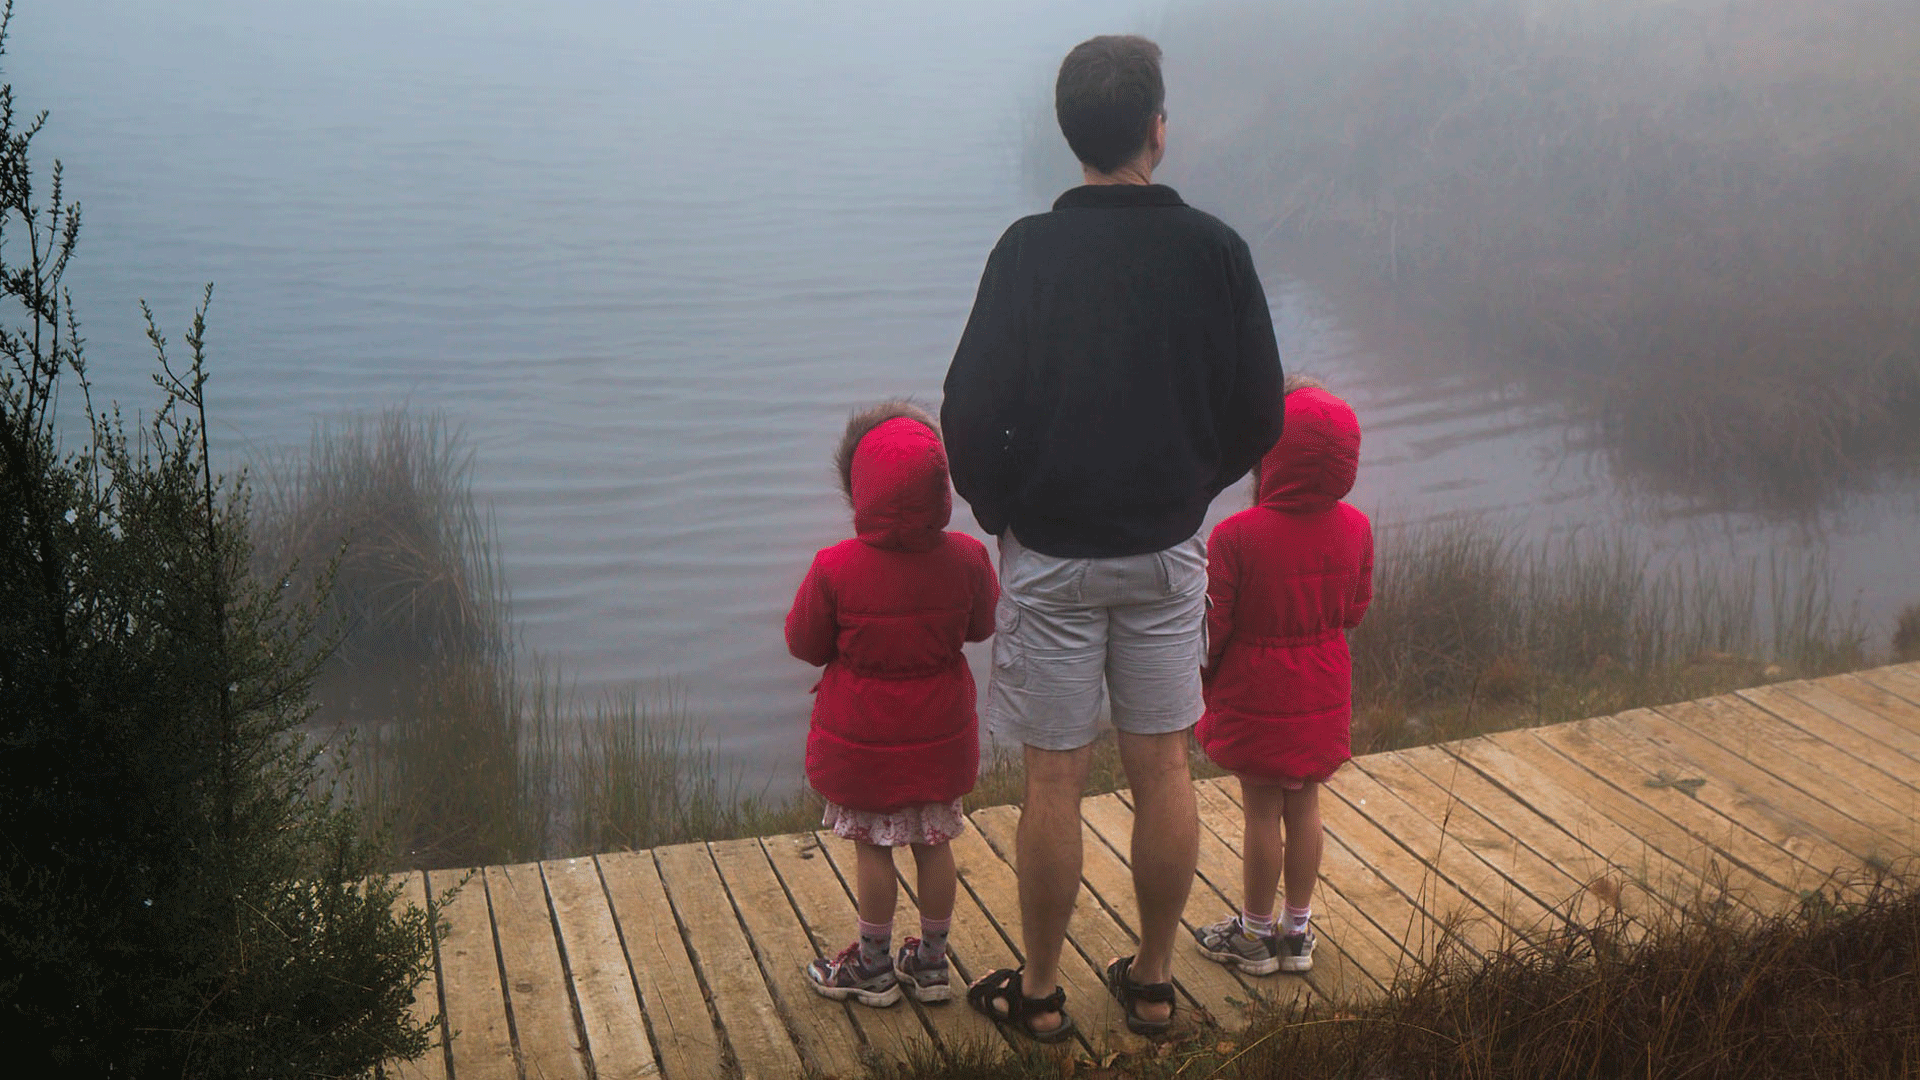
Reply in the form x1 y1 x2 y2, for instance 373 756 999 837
1149 112 1168 167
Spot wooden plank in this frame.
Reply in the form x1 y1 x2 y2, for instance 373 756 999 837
1442 734 1716 911
1655 696 1920 854
1062 803 1255 1028
1384 745 1660 924
596 851 725 1080
707 838 871 1077
542 857 660 1080
1211 773 1506 960
1348 751 1599 926
809 831 988 1056
485 863 587 1080
1194 777 1428 982
1081 791 1342 1010
1743 681 1920 782
432 868 517 1080
1803 676 1920 763
1307 764 1520 956
383 872 447 1080
1495 729 1791 912
1531 717 1834 898
1326 762 1566 939
652 843 805 1080
1627 702 1896 868
1575 711 1861 886
1857 665 1920 712
944 821 1111 1047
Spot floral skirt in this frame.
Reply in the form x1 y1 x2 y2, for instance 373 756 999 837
822 797 967 847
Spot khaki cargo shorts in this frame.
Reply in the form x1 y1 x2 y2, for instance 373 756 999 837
985 529 1207 752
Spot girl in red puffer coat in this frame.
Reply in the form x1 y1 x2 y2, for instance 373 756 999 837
786 400 998 1008
1191 379 1373 977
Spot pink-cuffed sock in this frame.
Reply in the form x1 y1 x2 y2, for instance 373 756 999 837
1284 904 1312 936
857 919 892 968
918 916 952 962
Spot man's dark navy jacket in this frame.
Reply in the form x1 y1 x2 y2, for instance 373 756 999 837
941 183 1285 558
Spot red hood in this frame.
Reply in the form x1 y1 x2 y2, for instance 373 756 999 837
852 417 952 551
1256 387 1360 512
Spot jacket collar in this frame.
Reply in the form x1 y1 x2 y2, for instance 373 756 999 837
1052 183 1186 210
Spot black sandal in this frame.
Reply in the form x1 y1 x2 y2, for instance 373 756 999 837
1104 956 1177 1036
966 967 1077 1044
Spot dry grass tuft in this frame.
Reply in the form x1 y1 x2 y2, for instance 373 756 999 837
873 870 1920 1079
1349 516 1866 752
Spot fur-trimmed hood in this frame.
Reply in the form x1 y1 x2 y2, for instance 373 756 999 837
836 400 951 552
1255 385 1360 513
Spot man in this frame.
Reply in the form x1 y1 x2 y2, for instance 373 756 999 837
943 34 1284 1040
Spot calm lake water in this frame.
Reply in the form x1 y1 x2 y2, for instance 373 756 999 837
22 0 1919 782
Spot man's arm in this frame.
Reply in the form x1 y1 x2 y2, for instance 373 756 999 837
1209 238 1285 495
941 228 1025 536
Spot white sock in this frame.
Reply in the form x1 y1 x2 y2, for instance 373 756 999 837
1239 908 1276 937
1284 904 1311 935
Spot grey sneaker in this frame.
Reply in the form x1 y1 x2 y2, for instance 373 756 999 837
1278 927 1315 973
806 943 901 1007
893 937 952 1003
1193 916 1282 976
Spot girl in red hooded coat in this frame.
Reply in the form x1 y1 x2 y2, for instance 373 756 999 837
1191 379 1373 976
787 401 998 1007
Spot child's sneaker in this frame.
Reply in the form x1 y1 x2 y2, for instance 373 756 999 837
1192 915 1282 976
1277 927 1315 972
806 942 901 1007
893 936 952 1003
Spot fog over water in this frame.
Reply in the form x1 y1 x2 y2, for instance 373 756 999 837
21 0 1918 781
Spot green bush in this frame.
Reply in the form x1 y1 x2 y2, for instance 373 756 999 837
0 7 436 1071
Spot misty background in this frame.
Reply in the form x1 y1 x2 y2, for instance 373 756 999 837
17 0 1918 787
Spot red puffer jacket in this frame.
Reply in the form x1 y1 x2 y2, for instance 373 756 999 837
786 415 998 813
1196 387 1373 784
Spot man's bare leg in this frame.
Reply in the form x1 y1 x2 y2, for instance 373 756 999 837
1116 729 1199 1026
1009 742 1092 1033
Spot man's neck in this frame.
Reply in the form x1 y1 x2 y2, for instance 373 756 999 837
1081 159 1154 186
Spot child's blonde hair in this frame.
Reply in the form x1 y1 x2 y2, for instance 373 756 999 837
1248 374 1328 500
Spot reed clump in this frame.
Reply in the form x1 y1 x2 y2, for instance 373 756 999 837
1895 603 1920 663
1350 516 1865 753
253 409 814 869
870 871 1920 1079
1168 0 1920 507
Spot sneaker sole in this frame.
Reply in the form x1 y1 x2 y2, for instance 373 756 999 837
1195 942 1280 977
808 980 902 1007
1278 954 1313 973
900 980 952 1004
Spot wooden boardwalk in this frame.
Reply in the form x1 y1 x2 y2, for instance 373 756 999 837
383 664 1920 1079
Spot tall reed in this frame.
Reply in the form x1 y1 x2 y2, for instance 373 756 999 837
1351 516 1867 750
253 409 814 869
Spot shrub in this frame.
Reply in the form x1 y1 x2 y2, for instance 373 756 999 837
0 9 435 1071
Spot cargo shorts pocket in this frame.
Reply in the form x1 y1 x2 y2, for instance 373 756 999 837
1156 538 1207 597
992 601 1026 689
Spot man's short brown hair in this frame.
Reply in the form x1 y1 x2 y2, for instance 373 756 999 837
1055 35 1164 175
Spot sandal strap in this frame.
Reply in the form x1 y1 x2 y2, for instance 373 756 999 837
1107 955 1178 1005
1129 979 1176 1004
1019 984 1067 1017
